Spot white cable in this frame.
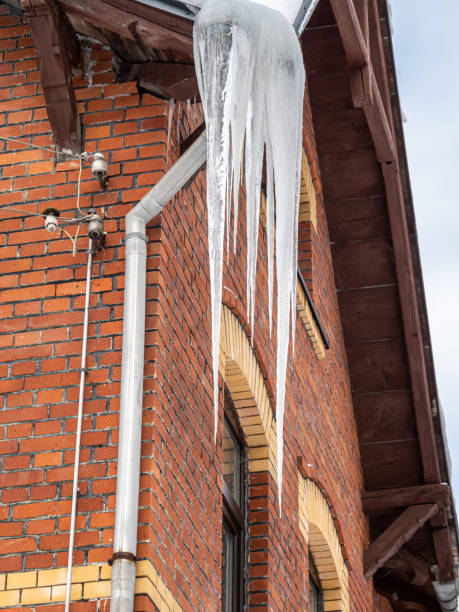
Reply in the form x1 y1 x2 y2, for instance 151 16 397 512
0 206 76 221
0 135 81 158
65 238 93 612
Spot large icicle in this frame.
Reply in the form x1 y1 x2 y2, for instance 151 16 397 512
194 0 305 511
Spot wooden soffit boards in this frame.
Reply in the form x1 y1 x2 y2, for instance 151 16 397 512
302 0 441 489
304 0 455 585
57 0 194 56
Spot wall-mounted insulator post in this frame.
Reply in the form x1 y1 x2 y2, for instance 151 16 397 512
43 208 60 233
86 208 105 251
91 152 108 190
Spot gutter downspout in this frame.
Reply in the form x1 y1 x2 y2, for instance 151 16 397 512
110 131 207 611
433 577 459 612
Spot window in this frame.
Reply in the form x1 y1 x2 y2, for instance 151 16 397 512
222 392 246 611
308 554 324 612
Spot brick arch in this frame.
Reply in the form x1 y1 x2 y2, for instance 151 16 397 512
219 305 277 482
298 476 349 612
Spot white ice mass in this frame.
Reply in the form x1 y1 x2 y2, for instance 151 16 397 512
194 0 305 511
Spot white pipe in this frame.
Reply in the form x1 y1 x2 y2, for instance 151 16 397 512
110 132 207 612
433 575 459 612
65 238 93 612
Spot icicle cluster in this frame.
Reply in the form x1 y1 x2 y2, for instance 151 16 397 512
194 0 305 512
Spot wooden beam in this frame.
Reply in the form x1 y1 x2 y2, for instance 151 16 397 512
103 0 193 39
364 503 439 579
431 506 455 581
329 0 368 66
375 574 440 611
397 548 431 586
362 69 395 162
382 162 442 485
22 0 81 154
391 593 429 612
349 64 372 106
119 61 198 101
362 483 450 515
57 0 193 56
328 0 394 162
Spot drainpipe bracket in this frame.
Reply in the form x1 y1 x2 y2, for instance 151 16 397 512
108 551 137 566
122 233 148 244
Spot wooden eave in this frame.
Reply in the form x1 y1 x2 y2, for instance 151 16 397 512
302 0 458 606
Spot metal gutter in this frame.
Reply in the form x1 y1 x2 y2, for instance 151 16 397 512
110 131 207 611
165 0 319 34
129 0 197 19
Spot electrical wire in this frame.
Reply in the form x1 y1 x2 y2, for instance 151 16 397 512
64 237 93 612
1 154 87 238
0 206 76 222
62 225 80 257
0 135 81 158
1 146 91 255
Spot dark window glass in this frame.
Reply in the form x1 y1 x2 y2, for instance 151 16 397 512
222 392 245 611
222 520 234 612
308 554 323 612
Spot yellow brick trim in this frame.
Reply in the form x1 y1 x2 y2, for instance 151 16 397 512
299 149 317 228
296 283 326 359
298 475 349 612
260 149 317 228
0 560 182 611
259 150 323 359
220 305 277 482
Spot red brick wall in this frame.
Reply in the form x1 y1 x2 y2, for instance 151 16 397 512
0 4 392 611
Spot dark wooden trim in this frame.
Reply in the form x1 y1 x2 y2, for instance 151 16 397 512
57 0 193 55
364 504 439 580
374 574 440 611
382 162 441 485
362 483 450 515
222 394 246 612
430 506 455 582
23 0 81 154
103 0 194 36
180 122 205 156
328 0 368 66
396 548 431 586
223 480 244 533
362 69 395 162
119 61 199 101
329 0 395 162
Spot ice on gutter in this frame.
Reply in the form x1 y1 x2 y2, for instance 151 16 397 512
181 0 319 33
194 0 305 512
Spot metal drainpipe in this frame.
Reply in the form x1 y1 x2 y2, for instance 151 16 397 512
110 131 207 611
433 576 459 611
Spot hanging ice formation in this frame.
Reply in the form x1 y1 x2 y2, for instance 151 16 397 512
194 0 305 511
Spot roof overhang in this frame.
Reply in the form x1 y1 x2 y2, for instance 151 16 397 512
302 0 458 608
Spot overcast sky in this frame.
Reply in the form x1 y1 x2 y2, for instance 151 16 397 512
390 2 459 496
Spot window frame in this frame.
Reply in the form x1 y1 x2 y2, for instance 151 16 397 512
308 553 324 612
222 394 246 612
